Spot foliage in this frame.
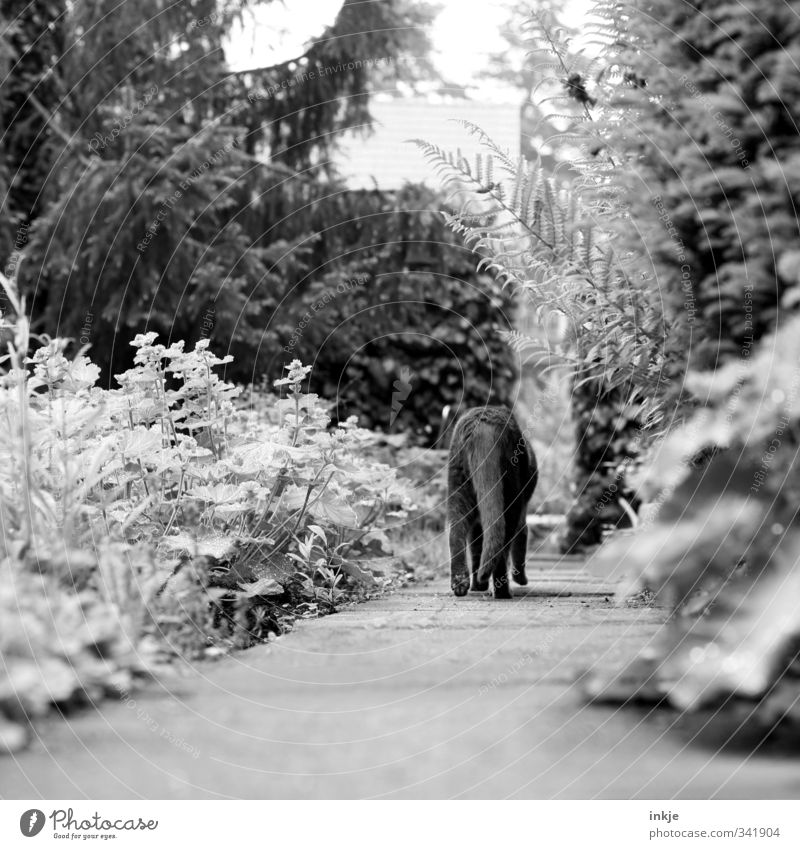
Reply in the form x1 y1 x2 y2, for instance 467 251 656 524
358 439 450 583
0 0 66 231
12 0 269 380
488 2 568 100
6 0 438 381
414 113 666 544
421 0 800 562
0 11 14 264
2 1 499 443
263 183 519 443
560 379 642 551
0 274 412 734
414 43 682 398
438 0 800 724
231 0 440 167
588 319 800 736
487 2 586 167
599 0 800 374
581 0 800 732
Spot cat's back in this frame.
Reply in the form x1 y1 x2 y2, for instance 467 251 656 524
451 405 520 445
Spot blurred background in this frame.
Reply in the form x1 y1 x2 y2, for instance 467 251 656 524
0 0 594 520
3 0 799 764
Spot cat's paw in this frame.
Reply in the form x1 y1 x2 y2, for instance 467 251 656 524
512 570 528 586
493 584 513 600
451 576 470 597
470 577 490 592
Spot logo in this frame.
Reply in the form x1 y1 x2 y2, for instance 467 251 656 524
19 809 45 837
390 365 415 426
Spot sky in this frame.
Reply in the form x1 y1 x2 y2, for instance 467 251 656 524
226 0 592 90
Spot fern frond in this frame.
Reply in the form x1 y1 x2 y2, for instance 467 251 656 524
415 9 667 408
453 120 516 170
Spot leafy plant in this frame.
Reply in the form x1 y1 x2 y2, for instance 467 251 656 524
0 271 413 748
582 0 800 734
414 108 667 543
7 0 439 383
267 183 519 443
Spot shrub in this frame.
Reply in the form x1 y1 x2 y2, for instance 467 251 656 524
0 277 412 740
415 121 663 544
266 183 520 443
601 0 800 374
582 0 800 725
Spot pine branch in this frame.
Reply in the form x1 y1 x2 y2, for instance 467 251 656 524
26 91 92 167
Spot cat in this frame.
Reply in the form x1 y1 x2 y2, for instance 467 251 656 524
447 406 538 598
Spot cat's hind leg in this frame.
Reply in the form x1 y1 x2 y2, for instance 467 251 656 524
469 522 489 592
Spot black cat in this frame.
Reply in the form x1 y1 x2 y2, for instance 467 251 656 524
447 406 538 599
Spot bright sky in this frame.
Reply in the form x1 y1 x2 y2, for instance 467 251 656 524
226 0 592 87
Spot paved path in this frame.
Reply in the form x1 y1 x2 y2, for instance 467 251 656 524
2 557 798 799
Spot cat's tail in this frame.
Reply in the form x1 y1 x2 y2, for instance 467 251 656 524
470 424 507 583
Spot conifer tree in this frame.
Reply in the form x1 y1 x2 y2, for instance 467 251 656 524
583 0 800 718
0 0 66 225
7 0 436 381
602 0 800 372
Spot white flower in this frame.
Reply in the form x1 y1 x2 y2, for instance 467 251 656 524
273 360 312 387
131 332 159 348
66 357 101 390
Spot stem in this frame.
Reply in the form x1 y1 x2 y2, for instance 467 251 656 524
13 342 34 552
162 468 185 538
291 385 301 447
204 362 220 460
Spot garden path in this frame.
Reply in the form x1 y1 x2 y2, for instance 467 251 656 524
2 556 797 799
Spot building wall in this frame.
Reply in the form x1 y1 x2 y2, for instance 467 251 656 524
334 97 521 190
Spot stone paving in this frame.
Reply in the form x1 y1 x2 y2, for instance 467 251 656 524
2 558 797 799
